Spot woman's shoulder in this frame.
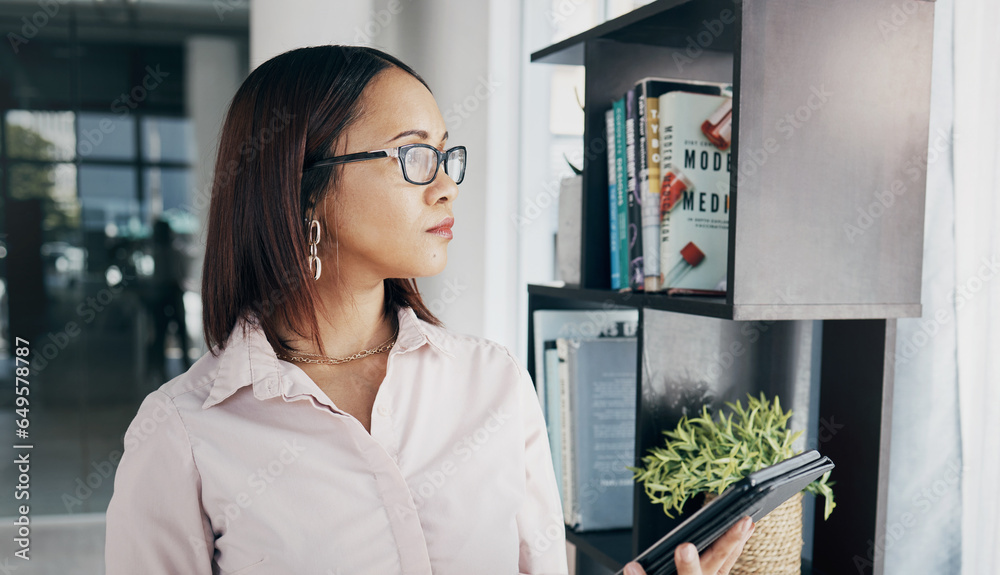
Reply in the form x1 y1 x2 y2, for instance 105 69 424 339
135 348 226 418
409 308 524 373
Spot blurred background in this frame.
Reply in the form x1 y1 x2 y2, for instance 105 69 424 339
0 0 997 574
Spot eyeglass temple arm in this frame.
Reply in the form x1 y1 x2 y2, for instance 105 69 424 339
304 149 395 171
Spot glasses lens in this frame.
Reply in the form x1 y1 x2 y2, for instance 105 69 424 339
444 147 466 184
402 146 438 184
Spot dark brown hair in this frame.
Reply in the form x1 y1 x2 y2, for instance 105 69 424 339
202 45 444 355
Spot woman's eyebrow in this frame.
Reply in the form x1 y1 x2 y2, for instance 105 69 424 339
386 129 448 145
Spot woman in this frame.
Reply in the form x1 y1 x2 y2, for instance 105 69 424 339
104 45 753 575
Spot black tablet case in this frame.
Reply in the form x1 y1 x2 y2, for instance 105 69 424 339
616 450 834 575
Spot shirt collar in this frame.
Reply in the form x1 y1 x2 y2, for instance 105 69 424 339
201 305 454 410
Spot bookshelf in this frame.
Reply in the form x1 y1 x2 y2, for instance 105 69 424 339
526 1 935 574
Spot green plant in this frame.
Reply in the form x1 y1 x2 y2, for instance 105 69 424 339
626 392 836 520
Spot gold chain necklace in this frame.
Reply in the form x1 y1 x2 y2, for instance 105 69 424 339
276 325 399 365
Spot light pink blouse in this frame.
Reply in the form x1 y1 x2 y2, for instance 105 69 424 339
105 305 569 574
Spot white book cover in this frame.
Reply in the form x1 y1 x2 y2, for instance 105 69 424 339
658 92 732 292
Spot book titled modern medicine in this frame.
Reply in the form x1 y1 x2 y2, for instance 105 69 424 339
658 91 732 292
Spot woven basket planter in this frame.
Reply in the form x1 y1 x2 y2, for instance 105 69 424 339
702 491 803 575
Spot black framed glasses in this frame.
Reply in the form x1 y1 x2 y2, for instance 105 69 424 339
303 143 467 185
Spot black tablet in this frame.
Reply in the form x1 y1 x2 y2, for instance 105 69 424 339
615 450 834 575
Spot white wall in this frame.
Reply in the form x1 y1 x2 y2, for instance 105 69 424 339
249 0 374 68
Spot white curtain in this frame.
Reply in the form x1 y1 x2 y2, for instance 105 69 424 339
953 0 1000 572
887 0 1000 573
885 0 963 572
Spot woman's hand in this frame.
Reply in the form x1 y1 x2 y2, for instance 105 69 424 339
622 515 755 575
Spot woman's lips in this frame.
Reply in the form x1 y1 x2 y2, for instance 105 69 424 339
427 227 453 239
427 216 454 239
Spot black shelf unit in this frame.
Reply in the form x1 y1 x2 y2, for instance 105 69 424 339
527 1 935 574
564 528 633 572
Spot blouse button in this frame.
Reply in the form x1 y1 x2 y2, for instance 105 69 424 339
377 405 390 416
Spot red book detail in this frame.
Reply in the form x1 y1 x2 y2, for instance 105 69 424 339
701 97 733 151
680 241 705 267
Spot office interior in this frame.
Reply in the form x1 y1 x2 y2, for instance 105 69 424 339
0 1 996 574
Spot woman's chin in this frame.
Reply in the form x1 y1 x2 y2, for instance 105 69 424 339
396 258 447 279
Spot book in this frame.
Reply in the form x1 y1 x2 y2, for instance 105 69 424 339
613 97 629 291
557 338 575 526
543 342 563 503
559 336 638 531
639 82 661 292
531 309 640 432
532 309 639 529
624 88 643 291
605 108 622 290
633 78 730 293
658 91 732 293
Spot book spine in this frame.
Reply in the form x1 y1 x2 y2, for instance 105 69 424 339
642 89 662 291
543 345 563 504
556 338 575 527
613 98 629 291
624 88 643 291
659 95 677 289
604 108 621 290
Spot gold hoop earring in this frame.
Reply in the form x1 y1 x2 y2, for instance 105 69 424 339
307 219 322 280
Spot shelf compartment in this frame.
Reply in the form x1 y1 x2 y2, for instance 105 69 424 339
529 0 933 320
